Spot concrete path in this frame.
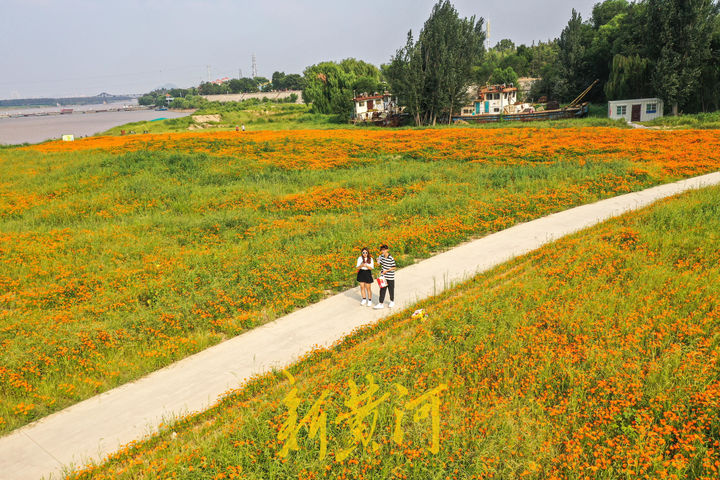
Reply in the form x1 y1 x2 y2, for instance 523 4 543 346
2 171 720 480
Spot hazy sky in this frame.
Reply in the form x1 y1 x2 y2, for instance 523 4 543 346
0 0 598 99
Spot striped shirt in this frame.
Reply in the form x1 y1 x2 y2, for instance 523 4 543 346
378 254 396 280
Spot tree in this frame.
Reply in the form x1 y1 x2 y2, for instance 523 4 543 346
523 0 720 112
302 59 381 117
591 0 631 28
697 13 720 111
271 72 304 91
228 78 259 93
385 32 426 125
138 94 156 106
556 9 595 101
271 71 287 90
499 54 528 78
386 0 485 125
604 54 651 100
585 0 637 98
283 74 305 90
352 76 381 95
198 82 231 95
646 0 717 114
494 38 516 53
526 40 559 78
489 66 518 86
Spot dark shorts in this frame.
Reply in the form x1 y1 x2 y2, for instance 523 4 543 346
356 269 373 284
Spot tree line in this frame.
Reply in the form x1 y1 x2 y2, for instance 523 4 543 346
536 0 720 114
138 72 305 107
305 0 720 123
139 0 720 121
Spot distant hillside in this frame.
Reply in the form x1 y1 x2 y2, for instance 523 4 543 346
0 94 135 107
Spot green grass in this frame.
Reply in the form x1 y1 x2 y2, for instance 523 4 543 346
101 101 626 137
641 111 720 129
101 103 342 135
67 183 720 480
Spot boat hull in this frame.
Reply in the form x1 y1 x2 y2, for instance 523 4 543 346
452 103 589 124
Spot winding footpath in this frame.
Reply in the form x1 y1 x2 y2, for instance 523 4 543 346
2 171 720 480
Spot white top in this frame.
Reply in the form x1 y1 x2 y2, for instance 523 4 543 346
356 256 374 270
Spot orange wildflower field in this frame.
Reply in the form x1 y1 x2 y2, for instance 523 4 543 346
69 182 720 480
1 127 720 434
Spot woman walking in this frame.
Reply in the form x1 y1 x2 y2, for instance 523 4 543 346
356 247 374 306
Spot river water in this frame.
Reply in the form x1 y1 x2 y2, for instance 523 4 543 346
0 106 188 145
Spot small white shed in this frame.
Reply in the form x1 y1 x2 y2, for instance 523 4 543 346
608 98 663 122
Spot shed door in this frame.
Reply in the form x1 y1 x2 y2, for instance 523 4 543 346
367 100 374 110
484 101 490 113
631 104 641 121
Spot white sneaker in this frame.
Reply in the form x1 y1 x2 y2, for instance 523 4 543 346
373 303 384 309
361 299 367 306
366 300 372 307
388 301 395 308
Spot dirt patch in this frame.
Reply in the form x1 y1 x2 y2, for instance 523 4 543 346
192 114 221 123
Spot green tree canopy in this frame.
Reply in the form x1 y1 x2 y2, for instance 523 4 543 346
228 78 259 93
646 0 718 114
271 72 305 91
386 0 485 125
604 54 651 100
494 38 516 53
530 0 720 112
302 59 381 117
489 67 518 86
352 76 383 96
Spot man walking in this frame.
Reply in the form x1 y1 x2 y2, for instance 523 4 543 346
374 244 396 309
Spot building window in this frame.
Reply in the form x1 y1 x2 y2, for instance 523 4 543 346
646 103 657 114
616 105 627 115
494 107 500 112
359 101 365 107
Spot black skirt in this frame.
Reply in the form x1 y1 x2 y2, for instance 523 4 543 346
356 269 373 283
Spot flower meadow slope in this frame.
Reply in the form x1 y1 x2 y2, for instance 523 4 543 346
69 184 720 480
1 127 720 433
24 127 720 176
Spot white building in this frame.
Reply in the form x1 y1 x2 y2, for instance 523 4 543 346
608 98 663 122
459 84 528 116
352 92 397 121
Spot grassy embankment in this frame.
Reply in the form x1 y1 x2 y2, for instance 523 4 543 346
1 127 719 434
102 101 624 136
642 111 720 129
68 183 720 480
102 103 340 135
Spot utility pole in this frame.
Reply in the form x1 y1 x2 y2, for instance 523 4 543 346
206 65 211 82
252 54 257 79
239 68 242 79
486 20 491 51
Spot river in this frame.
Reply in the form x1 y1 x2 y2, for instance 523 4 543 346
0 105 189 145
